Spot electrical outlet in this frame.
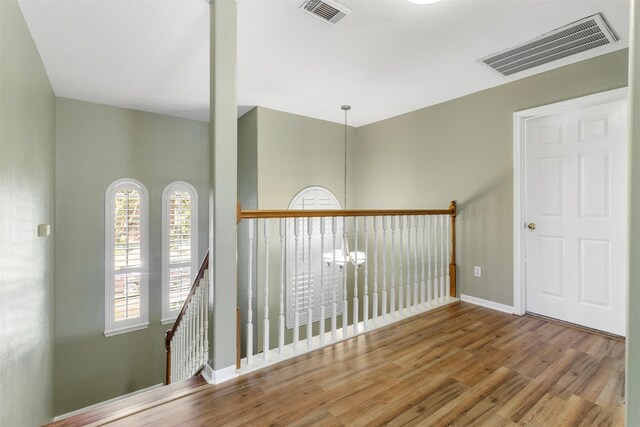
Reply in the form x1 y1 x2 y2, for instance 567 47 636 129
474 266 482 278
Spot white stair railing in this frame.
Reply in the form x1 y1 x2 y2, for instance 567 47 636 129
165 253 210 385
237 203 457 372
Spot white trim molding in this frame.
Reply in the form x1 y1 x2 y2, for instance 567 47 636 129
53 383 163 421
512 87 628 316
202 364 238 385
460 294 514 315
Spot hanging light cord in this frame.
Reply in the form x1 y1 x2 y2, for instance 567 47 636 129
343 107 348 209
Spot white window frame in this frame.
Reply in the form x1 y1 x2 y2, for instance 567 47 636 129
161 181 199 324
286 186 343 328
104 178 150 336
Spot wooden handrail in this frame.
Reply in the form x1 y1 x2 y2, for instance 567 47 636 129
240 208 453 220
239 202 458 297
165 251 210 384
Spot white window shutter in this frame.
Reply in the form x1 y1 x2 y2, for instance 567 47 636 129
286 187 342 328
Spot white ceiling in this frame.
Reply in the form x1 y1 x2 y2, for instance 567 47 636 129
19 0 630 127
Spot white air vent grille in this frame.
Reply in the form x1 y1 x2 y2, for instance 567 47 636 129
480 13 618 76
300 0 351 25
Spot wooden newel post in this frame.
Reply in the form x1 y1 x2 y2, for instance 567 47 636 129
165 330 172 385
448 200 457 298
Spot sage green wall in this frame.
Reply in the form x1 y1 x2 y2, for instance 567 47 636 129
54 98 209 415
355 49 629 306
626 1 640 423
0 1 56 425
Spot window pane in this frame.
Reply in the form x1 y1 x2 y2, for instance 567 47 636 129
114 272 141 321
114 189 142 270
169 266 192 311
169 191 192 265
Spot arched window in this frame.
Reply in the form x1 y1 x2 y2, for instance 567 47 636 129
105 179 149 336
161 181 198 324
286 186 343 328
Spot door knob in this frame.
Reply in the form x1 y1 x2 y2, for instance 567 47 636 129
527 223 537 230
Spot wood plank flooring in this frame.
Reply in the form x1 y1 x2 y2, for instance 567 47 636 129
50 302 625 426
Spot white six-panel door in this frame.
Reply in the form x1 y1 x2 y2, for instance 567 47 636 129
524 99 627 336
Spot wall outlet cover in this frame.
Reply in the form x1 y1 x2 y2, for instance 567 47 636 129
474 266 482 277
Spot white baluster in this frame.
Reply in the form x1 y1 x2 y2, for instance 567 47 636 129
398 215 404 315
200 285 205 366
440 215 446 303
406 215 411 312
363 216 369 330
170 337 175 383
373 216 379 324
279 219 285 353
247 219 254 364
264 220 270 360
446 214 451 299
382 216 387 320
390 216 396 318
185 307 191 376
331 217 337 342
203 273 209 363
319 218 326 346
193 291 199 369
433 215 439 305
353 217 359 336
421 216 426 309
202 270 209 362
307 217 313 350
192 293 198 372
342 217 349 337
414 216 419 310
294 218 300 350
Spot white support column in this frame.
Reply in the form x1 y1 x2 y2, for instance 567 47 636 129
263 220 270 360
209 0 238 373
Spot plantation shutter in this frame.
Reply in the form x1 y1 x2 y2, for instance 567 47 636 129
113 189 142 321
168 191 193 311
286 187 342 328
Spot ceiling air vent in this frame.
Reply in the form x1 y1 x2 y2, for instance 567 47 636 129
480 13 618 76
300 0 351 25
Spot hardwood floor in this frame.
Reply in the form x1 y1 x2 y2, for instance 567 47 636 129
50 302 625 426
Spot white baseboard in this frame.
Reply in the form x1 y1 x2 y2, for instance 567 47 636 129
53 383 163 421
202 363 238 385
460 294 515 314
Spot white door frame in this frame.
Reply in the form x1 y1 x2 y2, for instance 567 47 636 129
512 87 628 316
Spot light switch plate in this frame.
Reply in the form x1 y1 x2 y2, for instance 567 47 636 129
474 266 482 277
38 224 51 237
